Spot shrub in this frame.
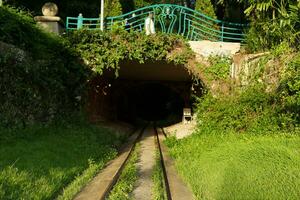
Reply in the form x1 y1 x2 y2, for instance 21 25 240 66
195 0 216 18
195 84 280 134
104 0 123 17
67 30 194 75
278 53 300 125
0 6 89 127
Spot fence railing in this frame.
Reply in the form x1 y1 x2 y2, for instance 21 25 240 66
66 4 248 42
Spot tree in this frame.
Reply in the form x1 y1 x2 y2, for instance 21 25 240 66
195 0 216 18
235 0 300 50
104 0 123 17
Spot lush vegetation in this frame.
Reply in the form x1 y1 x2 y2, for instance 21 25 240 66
165 2 300 194
166 133 300 199
104 0 122 17
0 119 127 200
0 6 130 200
238 0 300 51
107 144 140 200
195 0 216 19
5 0 247 22
166 41 300 199
202 56 231 82
0 6 89 127
67 29 194 75
166 74 300 199
2 1 300 199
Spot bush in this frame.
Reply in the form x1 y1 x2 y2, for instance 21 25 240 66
104 0 123 17
0 6 89 127
195 84 281 134
205 56 231 81
195 0 216 18
278 53 300 125
67 30 194 75
242 1 300 52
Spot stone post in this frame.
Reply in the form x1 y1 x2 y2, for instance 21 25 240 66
34 2 63 35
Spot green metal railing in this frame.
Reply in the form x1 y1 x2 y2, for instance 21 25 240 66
66 4 247 42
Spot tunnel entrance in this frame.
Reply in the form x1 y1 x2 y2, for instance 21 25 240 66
117 83 185 122
87 61 204 125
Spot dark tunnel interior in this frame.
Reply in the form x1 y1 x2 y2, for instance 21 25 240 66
115 83 186 123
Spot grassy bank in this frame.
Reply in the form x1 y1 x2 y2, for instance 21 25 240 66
0 122 127 200
165 52 300 200
166 132 300 199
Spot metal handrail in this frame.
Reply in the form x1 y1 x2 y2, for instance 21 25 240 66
66 4 248 42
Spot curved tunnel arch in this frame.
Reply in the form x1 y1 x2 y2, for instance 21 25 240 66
87 60 205 125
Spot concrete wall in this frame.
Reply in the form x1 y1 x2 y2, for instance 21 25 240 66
189 41 241 58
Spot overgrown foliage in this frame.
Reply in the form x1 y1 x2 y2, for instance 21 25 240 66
0 6 89 127
205 43 298 132
104 0 123 17
195 0 217 18
107 144 140 200
67 29 194 75
196 46 299 134
165 41 300 200
238 0 300 51
203 56 231 81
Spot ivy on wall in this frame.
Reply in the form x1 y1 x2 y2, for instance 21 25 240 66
67 30 195 75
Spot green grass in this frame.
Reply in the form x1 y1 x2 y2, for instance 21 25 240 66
107 143 140 200
152 150 167 200
0 122 127 200
166 132 300 200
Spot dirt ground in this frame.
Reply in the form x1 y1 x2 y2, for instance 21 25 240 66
163 120 197 139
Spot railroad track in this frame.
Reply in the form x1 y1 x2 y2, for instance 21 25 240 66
74 125 193 200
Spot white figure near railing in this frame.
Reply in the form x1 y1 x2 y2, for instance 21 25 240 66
145 12 155 35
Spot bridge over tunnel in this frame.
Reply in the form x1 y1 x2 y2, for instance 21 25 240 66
87 60 204 125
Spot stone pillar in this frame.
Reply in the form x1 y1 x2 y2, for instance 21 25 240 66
34 3 63 35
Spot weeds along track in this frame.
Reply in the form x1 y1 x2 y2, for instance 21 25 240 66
74 125 193 200
105 125 171 200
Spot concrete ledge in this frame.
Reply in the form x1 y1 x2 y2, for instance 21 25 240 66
189 40 241 58
34 16 61 22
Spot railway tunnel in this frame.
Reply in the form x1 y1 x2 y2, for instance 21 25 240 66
87 60 204 125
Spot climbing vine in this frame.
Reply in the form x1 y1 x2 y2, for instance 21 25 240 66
204 56 231 81
67 29 195 75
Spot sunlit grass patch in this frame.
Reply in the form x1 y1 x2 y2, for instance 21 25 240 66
0 123 125 199
166 133 300 200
